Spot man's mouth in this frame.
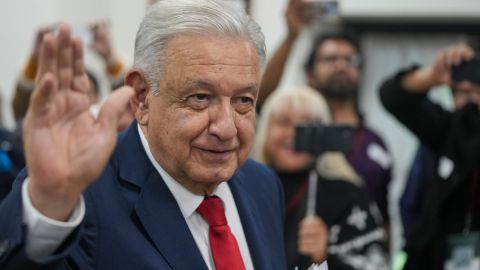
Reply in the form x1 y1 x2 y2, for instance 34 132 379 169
195 147 236 161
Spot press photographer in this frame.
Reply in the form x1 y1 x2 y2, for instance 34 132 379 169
380 44 480 270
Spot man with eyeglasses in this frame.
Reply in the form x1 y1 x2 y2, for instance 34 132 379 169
302 32 392 228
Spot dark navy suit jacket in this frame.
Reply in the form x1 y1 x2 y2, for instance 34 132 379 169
0 123 286 269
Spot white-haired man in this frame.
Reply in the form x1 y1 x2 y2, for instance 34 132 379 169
0 1 294 269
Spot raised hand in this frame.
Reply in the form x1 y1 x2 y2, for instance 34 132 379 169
429 44 475 86
285 0 312 37
31 26 55 67
90 21 114 64
24 24 133 221
402 44 475 93
298 216 328 263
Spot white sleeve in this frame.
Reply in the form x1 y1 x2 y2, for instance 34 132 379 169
307 261 329 270
21 179 85 261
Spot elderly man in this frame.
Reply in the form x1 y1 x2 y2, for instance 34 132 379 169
0 0 289 269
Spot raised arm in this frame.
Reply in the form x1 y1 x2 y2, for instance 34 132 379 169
90 21 126 90
13 26 54 121
401 44 474 93
380 44 474 150
257 0 311 107
24 24 133 221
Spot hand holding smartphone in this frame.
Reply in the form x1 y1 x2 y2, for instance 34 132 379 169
451 55 480 85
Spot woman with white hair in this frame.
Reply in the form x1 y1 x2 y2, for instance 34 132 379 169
252 86 388 270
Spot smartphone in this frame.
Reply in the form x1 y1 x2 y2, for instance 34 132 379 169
303 0 339 21
451 55 480 85
295 123 354 156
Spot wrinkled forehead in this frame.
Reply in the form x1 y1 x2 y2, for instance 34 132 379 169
164 33 260 68
160 34 261 93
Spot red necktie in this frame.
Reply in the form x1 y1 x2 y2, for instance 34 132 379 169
196 196 246 270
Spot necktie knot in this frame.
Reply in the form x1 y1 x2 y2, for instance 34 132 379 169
197 196 227 227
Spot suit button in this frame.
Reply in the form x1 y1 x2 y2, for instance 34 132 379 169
0 239 9 257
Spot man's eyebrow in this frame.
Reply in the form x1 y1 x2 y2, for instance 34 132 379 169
238 84 259 95
184 80 259 94
186 80 215 91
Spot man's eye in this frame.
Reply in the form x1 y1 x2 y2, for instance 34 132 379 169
233 96 254 113
191 94 209 101
187 94 210 109
238 96 253 104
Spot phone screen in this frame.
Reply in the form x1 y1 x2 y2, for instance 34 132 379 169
451 56 480 85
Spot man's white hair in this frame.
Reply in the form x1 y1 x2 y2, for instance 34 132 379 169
133 0 266 94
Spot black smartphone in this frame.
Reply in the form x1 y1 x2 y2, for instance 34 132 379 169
451 55 480 85
303 0 339 21
295 123 354 156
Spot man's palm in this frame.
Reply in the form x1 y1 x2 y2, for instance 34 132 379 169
24 25 133 220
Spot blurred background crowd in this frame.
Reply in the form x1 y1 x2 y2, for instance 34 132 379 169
1 0 479 269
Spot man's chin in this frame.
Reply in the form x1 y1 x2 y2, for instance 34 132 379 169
192 167 237 184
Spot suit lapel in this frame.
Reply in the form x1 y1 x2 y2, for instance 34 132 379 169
229 172 271 269
116 123 208 270
134 172 208 270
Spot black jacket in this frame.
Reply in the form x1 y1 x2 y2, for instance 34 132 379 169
0 129 24 201
380 68 480 269
279 171 388 270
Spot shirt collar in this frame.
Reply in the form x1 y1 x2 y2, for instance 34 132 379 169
137 125 230 218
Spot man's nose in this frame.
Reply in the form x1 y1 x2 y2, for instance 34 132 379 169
334 57 351 69
208 102 237 141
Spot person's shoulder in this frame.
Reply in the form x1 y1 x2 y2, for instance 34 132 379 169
357 125 392 156
358 125 386 143
239 158 276 176
236 159 281 188
319 178 375 210
0 128 15 142
317 179 377 221
319 178 363 199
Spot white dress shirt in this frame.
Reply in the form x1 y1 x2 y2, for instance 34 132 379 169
22 179 84 260
138 125 254 270
21 125 254 269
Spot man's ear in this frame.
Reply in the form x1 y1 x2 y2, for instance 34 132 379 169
125 69 150 125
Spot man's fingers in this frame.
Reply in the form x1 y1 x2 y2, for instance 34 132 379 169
30 73 58 115
72 37 85 77
71 37 91 94
56 24 74 90
98 86 135 131
443 45 475 68
454 45 474 65
36 34 57 83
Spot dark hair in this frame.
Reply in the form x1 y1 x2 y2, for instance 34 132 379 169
304 31 362 74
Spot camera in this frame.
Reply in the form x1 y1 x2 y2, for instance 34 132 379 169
451 54 480 85
295 123 354 157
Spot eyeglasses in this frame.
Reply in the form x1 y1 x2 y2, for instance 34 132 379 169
317 54 362 67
